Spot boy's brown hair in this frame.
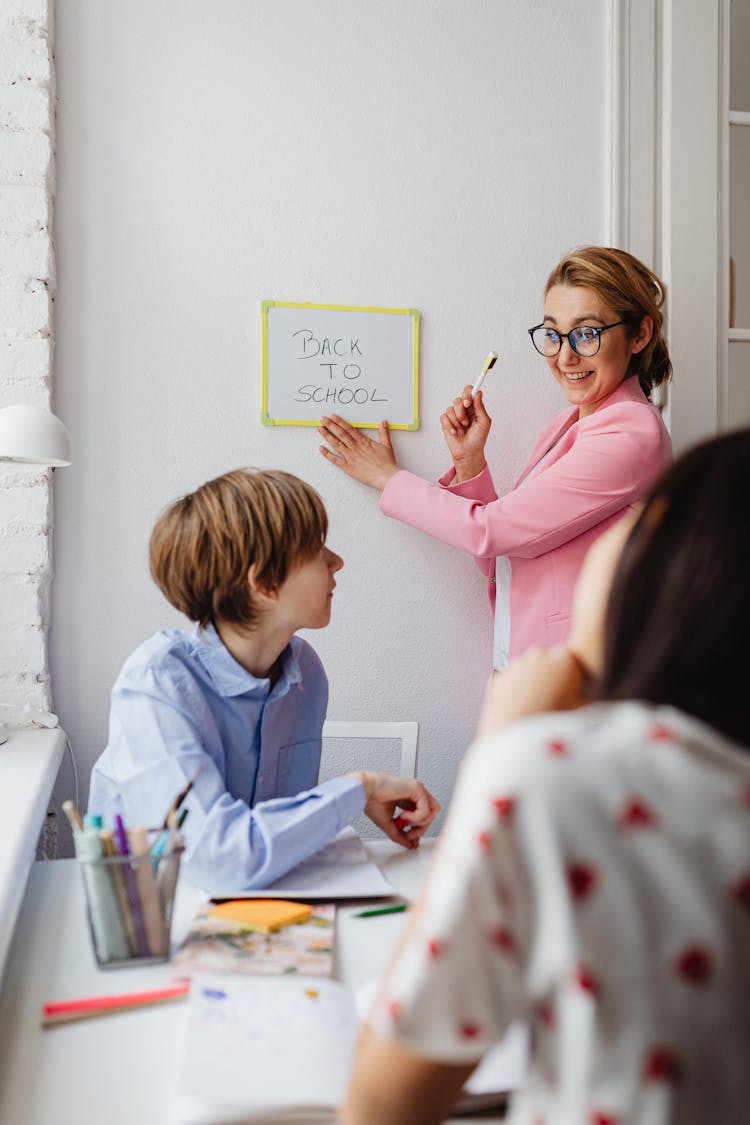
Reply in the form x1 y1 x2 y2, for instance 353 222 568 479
149 468 328 629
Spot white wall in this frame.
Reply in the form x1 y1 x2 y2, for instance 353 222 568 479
51 0 609 841
0 0 55 719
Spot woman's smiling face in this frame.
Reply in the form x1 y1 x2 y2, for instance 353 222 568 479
541 284 652 417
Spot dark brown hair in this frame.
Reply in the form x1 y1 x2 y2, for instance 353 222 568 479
545 246 672 400
596 428 750 748
149 468 328 629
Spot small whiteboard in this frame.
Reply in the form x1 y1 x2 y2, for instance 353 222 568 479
261 301 420 429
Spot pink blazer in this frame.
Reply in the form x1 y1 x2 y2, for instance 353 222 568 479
380 376 672 659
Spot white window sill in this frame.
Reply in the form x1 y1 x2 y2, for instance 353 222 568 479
0 728 65 981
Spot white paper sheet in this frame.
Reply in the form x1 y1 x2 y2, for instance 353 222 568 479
173 973 527 1125
171 972 356 1124
208 827 394 900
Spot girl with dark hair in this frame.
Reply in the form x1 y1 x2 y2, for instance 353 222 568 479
343 429 750 1125
319 246 673 669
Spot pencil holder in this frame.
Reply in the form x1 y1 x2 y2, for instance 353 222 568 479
77 839 184 969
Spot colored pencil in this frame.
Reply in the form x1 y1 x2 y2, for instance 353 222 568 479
42 983 190 1027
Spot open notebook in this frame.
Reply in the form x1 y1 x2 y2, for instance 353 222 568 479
170 972 528 1124
206 827 394 901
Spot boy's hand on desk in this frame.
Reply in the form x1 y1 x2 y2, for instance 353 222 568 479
347 771 441 849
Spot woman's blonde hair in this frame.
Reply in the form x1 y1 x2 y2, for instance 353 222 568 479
149 468 328 629
545 246 672 399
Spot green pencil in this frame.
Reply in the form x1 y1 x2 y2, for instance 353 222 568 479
354 903 409 919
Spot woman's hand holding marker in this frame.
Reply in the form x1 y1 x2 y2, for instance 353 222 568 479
438 354 498 484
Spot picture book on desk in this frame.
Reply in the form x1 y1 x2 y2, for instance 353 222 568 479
169 972 528 1125
170 901 336 980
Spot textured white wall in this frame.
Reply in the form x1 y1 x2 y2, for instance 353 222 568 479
0 0 55 718
51 0 608 840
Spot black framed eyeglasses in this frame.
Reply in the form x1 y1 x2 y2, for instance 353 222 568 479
528 321 627 358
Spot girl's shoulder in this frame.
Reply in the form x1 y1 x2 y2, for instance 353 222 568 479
462 700 747 813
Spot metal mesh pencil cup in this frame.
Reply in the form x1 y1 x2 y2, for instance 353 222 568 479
77 841 183 968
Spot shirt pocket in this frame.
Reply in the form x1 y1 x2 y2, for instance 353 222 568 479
275 738 321 797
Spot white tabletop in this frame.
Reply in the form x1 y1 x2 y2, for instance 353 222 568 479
0 727 66 982
0 840 507 1125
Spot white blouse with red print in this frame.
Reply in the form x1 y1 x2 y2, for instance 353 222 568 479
371 700 750 1125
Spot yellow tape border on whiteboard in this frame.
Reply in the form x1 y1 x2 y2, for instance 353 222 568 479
260 300 420 430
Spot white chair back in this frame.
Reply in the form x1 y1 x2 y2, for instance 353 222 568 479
320 720 419 778
319 721 420 838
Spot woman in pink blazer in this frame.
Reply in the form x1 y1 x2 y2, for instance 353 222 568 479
319 247 673 667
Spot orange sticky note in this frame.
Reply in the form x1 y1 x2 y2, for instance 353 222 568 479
207 899 313 933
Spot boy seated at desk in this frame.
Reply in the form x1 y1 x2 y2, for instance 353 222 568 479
88 468 440 892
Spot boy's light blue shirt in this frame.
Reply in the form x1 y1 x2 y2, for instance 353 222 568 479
88 623 365 893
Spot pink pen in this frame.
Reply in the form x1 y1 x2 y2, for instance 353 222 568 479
43 983 190 1027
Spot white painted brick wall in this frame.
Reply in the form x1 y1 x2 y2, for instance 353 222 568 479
0 0 55 713
0 184 49 232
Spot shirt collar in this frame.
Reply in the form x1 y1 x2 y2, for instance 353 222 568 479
193 622 303 698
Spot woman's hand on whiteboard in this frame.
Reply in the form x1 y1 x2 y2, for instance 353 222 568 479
318 415 400 490
440 386 492 483
347 770 441 848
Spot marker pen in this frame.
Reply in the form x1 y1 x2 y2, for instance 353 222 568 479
160 765 201 829
471 351 498 398
62 799 84 833
355 903 409 919
114 813 150 956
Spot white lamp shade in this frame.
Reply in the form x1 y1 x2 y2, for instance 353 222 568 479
0 405 72 466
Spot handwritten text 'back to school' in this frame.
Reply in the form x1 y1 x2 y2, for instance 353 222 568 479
291 330 388 407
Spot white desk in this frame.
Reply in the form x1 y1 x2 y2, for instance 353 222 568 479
0 841 507 1125
0 727 65 981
